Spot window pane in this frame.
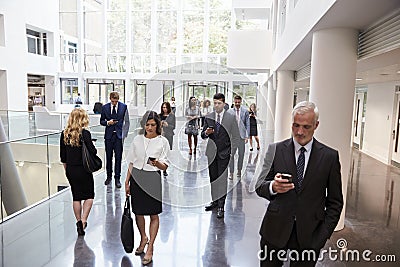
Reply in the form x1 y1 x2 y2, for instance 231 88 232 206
209 11 230 54
157 11 177 54
183 11 204 54
108 0 127 10
107 11 126 53
27 37 37 54
131 0 151 9
132 11 151 53
183 0 204 10
157 0 178 10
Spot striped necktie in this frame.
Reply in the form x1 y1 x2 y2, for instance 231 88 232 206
215 113 221 133
296 147 306 189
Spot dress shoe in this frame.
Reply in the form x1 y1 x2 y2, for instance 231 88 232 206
115 180 122 188
104 177 112 185
76 220 85 236
250 148 253 151
163 170 168 176
257 146 260 150
205 202 217 211
217 208 224 219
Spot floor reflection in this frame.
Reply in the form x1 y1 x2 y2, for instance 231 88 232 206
73 237 95 267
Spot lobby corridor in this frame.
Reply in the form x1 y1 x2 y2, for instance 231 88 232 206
1 144 399 266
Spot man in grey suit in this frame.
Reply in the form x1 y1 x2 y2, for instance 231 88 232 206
228 95 250 179
255 101 343 266
201 93 240 218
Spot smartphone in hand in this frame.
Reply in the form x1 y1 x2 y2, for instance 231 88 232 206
281 173 293 183
147 157 156 164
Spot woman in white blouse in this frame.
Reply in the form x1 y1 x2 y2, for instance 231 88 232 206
125 111 169 265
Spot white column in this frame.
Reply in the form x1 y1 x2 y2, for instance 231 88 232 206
274 70 294 142
266 78 276 131
309 28 358 231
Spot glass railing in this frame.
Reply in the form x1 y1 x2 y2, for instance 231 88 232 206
0 115 141 222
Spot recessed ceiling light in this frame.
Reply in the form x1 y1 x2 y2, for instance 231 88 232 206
355 78 362 81
397 70 400 74
380 73 389 76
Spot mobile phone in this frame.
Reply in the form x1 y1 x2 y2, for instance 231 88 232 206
281 173 293 183
91 138 97 142
113 119 118 123
147 157 156 164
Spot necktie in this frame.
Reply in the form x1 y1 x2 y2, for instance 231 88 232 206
236 109 240 125
296 147 306 189
112 105 117 119
215 113 221 133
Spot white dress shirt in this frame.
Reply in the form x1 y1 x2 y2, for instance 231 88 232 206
125 135 170 171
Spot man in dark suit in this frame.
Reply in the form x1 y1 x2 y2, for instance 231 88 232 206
255 101 343 266
201 93 240 218
228 95 250 180
100 91 130 188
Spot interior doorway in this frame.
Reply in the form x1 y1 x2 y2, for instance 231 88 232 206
391 87 400 166
352 89 367 149
28 74 45 111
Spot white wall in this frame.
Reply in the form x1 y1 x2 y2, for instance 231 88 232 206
227 30 272 70
362 82 398 164
0 0 59 111
272 0 336 70
0 70 7 110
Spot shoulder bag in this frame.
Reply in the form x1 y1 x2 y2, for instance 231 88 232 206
81 136 102 173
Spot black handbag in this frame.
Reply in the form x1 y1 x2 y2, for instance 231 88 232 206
81 136 102 173
121 196 134 253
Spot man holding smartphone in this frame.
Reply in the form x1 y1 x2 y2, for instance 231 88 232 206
201 93 240 219
255 101 343 266
100 91 130 188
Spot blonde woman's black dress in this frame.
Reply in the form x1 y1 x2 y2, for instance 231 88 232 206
60 129 97 200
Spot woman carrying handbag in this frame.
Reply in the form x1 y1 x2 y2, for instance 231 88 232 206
124 111 170 265
60 108 98 236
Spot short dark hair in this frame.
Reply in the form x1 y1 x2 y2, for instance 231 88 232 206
160 101 172 114
234 95 242 100
139 110 162 136
213 93 225 102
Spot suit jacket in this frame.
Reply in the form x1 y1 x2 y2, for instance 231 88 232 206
201 111 240 160
100 101 130 139
255 138 343 250
228 106 250 139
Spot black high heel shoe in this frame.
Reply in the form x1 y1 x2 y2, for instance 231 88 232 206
76 220 85 236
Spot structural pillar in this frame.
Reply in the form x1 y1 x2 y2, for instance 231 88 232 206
309 28 358 231
266 77 276 132
0 120 28 215
274 70 294 142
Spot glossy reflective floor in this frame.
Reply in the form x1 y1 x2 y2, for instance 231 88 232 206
1 135 399 266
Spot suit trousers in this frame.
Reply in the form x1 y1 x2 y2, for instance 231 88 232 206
260 222 319 267
208 156 229 208
229 137 245 173
105 133 123 180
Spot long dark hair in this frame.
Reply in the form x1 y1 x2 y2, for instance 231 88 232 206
160 101 172 115
139 110 162 136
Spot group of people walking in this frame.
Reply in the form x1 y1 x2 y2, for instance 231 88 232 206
60 91 343 267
